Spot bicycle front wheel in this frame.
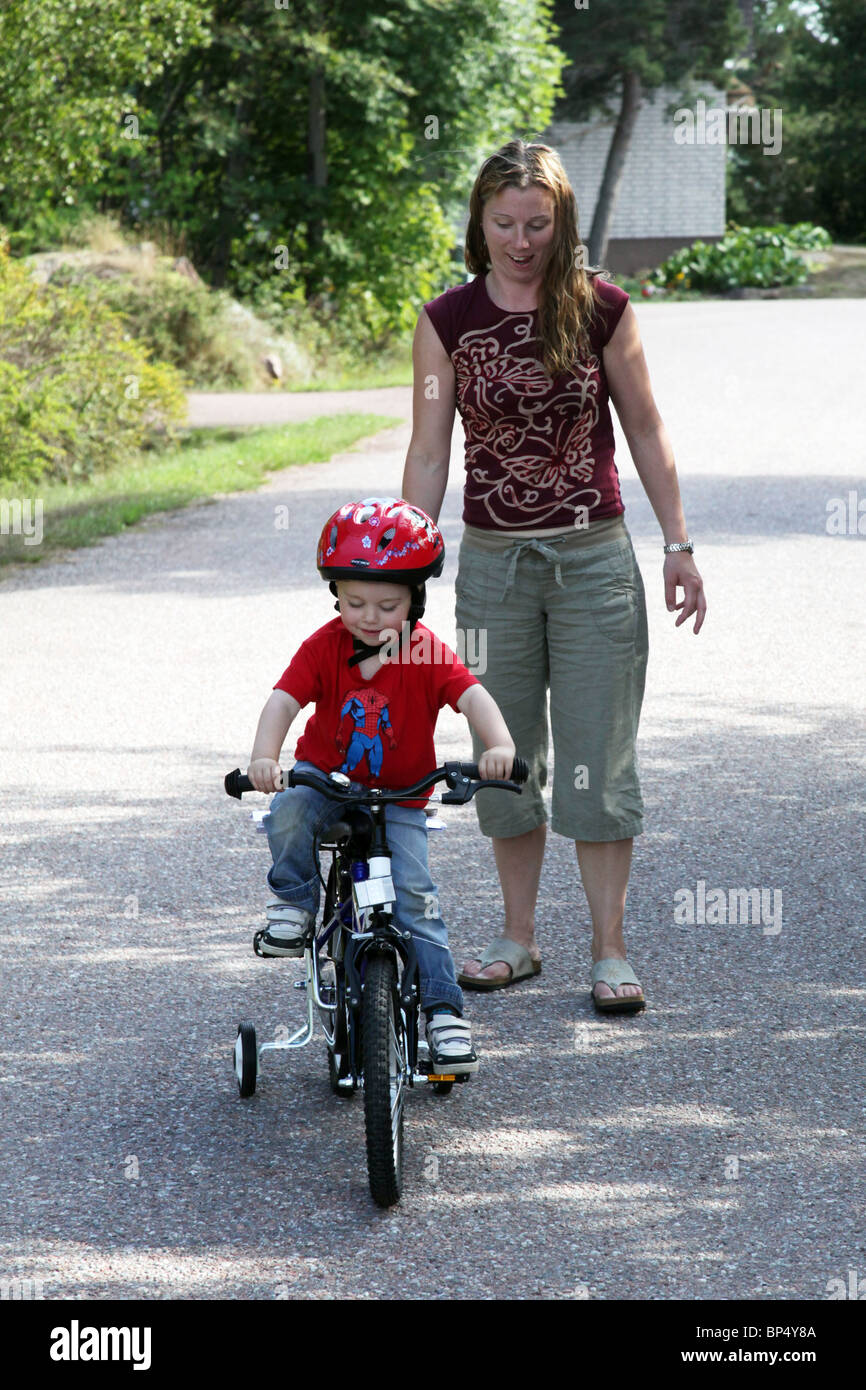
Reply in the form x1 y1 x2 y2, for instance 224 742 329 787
362 951 406 1207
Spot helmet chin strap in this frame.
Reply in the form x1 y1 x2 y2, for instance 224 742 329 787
348 636 386 668
330 582 426 668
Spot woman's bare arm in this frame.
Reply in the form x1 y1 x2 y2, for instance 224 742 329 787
604 303 707 633
604 303 688 543
400 309 456 521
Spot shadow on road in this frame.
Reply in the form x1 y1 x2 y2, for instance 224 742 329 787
3 470 863 600
1 700 862 1298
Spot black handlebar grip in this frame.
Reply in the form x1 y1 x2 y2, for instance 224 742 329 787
457 756 529 785
511 756 529 785
225 768 254 799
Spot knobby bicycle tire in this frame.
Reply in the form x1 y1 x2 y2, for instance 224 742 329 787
362 951 405 1207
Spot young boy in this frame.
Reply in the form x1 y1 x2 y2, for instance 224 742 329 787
246 498 515 1074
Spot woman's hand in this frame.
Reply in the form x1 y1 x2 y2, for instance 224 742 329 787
478 744 516 780
664 552 707 633
248 758 283 794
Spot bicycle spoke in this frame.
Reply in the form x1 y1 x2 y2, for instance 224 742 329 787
389 1014 406 1159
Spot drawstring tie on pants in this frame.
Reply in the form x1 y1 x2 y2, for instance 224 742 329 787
501 537 566 599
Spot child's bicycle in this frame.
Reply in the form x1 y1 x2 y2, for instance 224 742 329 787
224 757 527 1207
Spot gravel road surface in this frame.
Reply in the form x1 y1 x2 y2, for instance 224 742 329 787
1 301 864 1302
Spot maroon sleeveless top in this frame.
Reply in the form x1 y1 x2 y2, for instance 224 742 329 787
424 273 629 531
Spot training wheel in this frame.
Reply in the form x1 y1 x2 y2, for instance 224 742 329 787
234 1021 257 1097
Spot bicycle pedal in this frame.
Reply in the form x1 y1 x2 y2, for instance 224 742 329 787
427 1073 457 1083
293 980 307 991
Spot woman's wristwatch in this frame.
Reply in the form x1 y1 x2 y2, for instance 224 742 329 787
663 539 694 554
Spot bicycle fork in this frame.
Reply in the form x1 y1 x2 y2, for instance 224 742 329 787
345 929 421 1085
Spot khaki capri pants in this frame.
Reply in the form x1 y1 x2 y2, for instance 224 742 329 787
455 517 649 842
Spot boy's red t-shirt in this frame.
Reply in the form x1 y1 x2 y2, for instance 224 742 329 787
273 618 478 806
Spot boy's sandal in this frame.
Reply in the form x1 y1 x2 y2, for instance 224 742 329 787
425 1014 479 1074
590 957 646 1014
457 936 542 992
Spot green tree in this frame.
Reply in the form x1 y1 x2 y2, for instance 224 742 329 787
0 1 564 340
552 0 745 264
777 0 866 239
726 1 866 240
0 0 210 245
85 0 565 336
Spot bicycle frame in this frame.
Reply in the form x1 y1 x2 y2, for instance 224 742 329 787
225 757 528 1087
255 799 422 1087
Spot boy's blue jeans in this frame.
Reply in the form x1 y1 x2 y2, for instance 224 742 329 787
263 761 463 1016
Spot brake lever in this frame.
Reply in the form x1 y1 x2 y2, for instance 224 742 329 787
440 771 523 804
440 779 474 805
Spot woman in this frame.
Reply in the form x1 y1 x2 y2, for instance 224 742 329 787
401 140 706 1012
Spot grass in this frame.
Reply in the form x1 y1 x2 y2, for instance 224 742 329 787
0 414 400 569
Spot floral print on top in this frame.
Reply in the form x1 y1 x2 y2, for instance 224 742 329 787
423 273 629 531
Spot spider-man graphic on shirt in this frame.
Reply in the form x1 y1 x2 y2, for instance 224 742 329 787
336 687 398 777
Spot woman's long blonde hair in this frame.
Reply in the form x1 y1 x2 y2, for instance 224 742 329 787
464 139 601 377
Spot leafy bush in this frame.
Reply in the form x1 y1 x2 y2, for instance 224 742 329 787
96 271 265 389
247 278 412 388
761 222 832 250
26 217 312 390
0 239 186 486
650 223 832 293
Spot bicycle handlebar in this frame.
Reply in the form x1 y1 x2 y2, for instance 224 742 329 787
224 757 529 806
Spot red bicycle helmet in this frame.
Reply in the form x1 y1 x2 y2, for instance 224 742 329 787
317 498 445 584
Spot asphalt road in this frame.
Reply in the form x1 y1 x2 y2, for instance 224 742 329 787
1 301 864 1301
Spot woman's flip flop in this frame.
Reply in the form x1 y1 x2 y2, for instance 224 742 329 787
458 936 542 991
590 957 645 1013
